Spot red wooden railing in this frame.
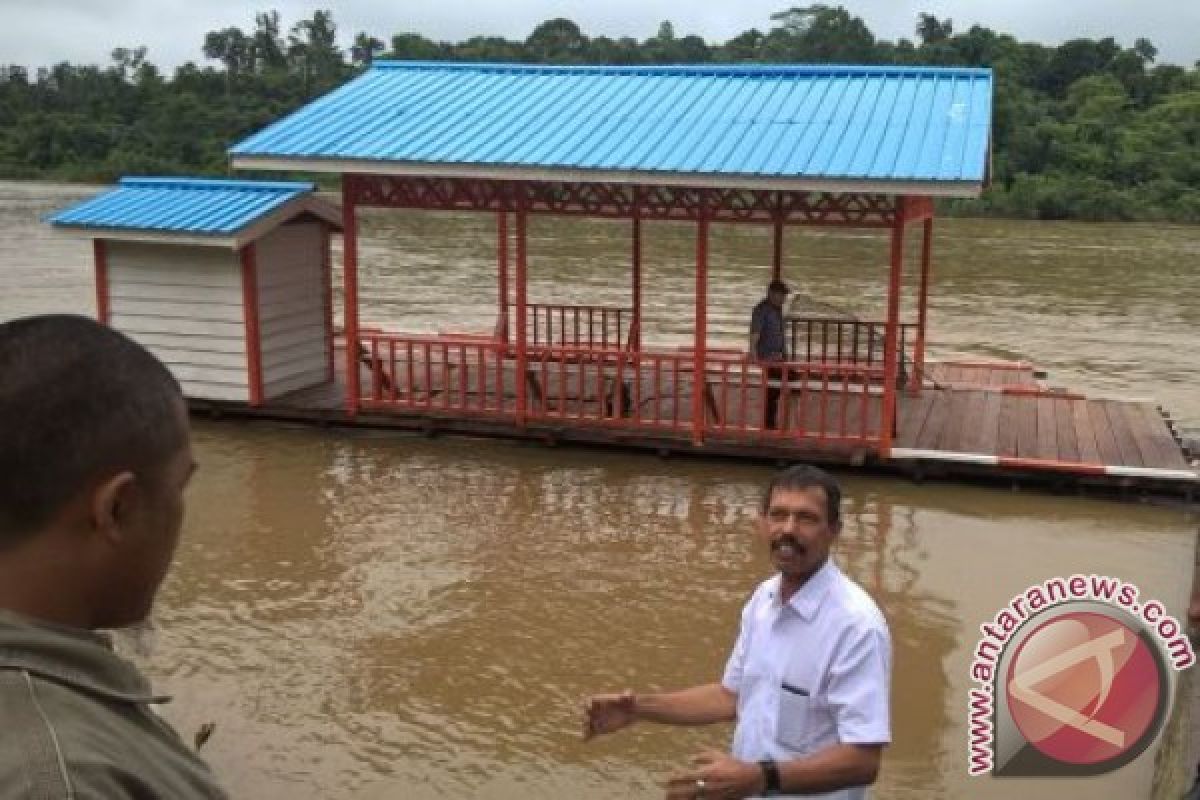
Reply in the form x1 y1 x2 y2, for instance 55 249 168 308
357 331 510 417
525 345 692 434
352 331 883 448
788 317 917 371
702 357 884 444
528 304 633 351
519 343 882 445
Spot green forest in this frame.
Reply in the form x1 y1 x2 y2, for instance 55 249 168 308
1 6 1197 221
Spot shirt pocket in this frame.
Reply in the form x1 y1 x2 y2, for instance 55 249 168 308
776 681 812 751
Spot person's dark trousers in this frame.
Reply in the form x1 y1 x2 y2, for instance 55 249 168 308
764 366 782 430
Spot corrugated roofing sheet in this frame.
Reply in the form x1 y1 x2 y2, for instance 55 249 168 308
47 177 316 235
231 62 992 188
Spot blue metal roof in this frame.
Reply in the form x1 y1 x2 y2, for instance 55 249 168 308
230 62 993 192
48 177 317 235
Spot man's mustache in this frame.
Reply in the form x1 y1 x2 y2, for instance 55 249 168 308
771 535 805 553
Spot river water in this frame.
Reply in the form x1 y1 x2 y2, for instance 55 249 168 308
3 181 1197 799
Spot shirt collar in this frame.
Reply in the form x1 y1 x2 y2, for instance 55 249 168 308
769 559 837 621
0 610 168 704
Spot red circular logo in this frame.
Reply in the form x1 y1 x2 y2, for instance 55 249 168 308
1005 611 1162 766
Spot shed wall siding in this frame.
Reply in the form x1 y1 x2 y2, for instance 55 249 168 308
255 222 328 399
107 242 248 402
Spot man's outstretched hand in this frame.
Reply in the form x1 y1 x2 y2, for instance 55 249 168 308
582 689 637 740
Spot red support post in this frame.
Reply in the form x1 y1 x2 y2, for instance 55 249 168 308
692 202 709 446
631 210 642 351
497 211 509 343
879 198 907 457
240 244 264 407
910 217 933 394
342 177 361 416
92 239 110 325
515 208 529 426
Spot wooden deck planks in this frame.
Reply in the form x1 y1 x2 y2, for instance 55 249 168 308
895 390 937 447
1035 397 1058 461
894 389 1187 471
942 390 985 452
1101 399 1146 467
1071 401 1102 464
1129 401 1190 470
997 394 1020 458
1054 398 1080 463
973 391 1003 455
936 390 967 451
915 390 953 449
1119 401 1161 468
1089 401 1125 466
926 361 1040 390
1015 395 1039 458
269 358 1191 477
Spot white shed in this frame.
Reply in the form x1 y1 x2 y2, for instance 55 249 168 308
48 177 342 405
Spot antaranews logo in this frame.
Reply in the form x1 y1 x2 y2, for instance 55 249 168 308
967 574 1195 777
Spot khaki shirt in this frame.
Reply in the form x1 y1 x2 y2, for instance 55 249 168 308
0 611 226 799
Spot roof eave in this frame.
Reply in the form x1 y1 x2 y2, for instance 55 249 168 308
50 195 344 249
50 226 239 249
230 155 985 199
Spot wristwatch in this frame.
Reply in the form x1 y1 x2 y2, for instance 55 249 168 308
758 759 782 796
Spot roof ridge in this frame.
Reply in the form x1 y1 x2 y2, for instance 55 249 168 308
371 61 993 78
117 177 315 192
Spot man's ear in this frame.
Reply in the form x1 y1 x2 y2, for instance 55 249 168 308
89 471 137 544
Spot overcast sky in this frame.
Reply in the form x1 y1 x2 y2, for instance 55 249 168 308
5 0 1199 71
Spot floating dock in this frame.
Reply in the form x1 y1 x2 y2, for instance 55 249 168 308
44 63 1197 501
191 349 1197 501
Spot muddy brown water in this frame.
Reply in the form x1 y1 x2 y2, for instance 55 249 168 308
3 181 1197 798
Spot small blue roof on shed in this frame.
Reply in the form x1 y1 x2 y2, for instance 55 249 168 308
230 62 993 196
48 177 318 236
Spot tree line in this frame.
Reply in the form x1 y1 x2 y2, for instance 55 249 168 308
1 6 1197 222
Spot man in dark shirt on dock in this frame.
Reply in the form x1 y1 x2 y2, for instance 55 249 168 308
0 315 225 799
749 280 790 429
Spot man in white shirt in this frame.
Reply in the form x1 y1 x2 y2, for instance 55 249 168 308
583 465 891 799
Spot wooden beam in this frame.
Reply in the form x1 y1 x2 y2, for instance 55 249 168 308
515 208 529 426
240 244 264 407
342 177 361 416
879 198 906 457
771 200 784 283
631 210 642 351
497 211 509 342
693 203 709 446
92 239 110 325
911 217 933 393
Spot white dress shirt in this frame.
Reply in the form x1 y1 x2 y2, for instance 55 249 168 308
721 559 891 800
